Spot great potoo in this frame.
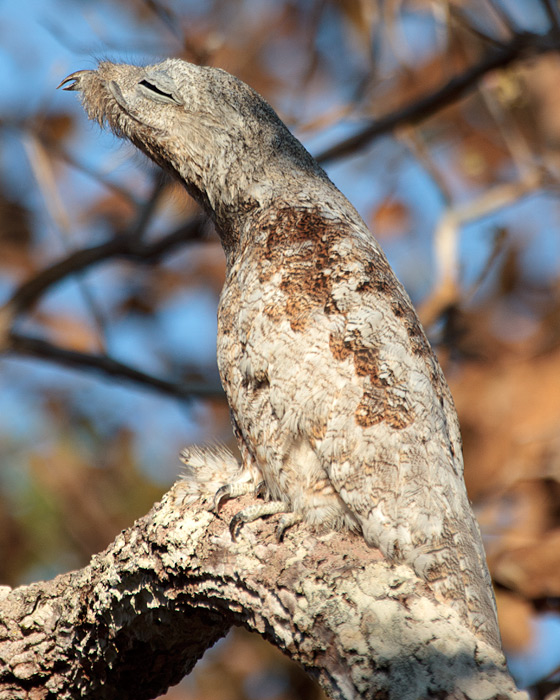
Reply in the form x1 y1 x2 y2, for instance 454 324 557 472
60 59 500 648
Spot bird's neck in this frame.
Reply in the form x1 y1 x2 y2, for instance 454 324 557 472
175 141 341 259
212 176 362 271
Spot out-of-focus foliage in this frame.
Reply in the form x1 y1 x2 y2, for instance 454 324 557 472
1 0 560 697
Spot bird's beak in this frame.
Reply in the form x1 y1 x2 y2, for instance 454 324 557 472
57 70 91 91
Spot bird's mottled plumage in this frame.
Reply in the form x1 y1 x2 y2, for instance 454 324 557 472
60 59 500 648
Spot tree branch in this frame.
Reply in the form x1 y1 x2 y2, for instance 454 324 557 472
418 170 544 326
0 481 526 700
316 30 560 165
7 332 223 399
0 216 215 401
6 217 207 317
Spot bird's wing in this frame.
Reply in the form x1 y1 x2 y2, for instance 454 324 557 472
254 209 497 643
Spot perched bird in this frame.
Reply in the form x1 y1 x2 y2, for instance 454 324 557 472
59 59 500 648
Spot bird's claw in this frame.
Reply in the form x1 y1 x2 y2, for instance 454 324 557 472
229 512 245 542
212 484 231 513
275 521 288 542
226 502 295 543
275 513 302 542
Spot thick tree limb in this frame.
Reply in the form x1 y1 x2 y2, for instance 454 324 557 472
0 481 526 700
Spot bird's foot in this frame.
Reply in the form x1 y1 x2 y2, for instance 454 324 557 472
229 500 292 542
179 447 295 542
212 480 264 513
275 512 302 542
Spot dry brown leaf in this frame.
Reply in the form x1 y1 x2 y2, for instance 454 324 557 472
36 112 75 145
34 312 103 353
495 589 533 651
493 530 560 599
370 197 411 239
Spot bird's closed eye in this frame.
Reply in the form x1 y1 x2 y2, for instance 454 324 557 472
138 79 181 104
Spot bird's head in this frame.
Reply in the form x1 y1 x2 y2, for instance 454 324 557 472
59 59 328 242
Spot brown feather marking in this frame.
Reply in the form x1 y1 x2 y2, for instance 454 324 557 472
258 207 413 430
260 208 333 332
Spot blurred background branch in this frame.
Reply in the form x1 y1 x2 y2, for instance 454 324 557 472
1 1 560 698
316 26 560 164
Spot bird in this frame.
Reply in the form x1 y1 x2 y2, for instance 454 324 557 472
59 58 500 648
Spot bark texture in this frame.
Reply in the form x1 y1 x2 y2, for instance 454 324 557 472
0 481 525 700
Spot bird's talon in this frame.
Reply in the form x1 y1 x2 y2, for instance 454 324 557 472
213 484 231 513
275 522 287 542
275 513 301 542
255 481 266 499
229 513 243 542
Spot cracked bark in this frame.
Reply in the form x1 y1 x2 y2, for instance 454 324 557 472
0 482 525 700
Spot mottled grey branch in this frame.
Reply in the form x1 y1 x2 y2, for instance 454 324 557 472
0 481 525 700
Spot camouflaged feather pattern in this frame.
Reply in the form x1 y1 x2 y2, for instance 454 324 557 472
62 58 501 649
